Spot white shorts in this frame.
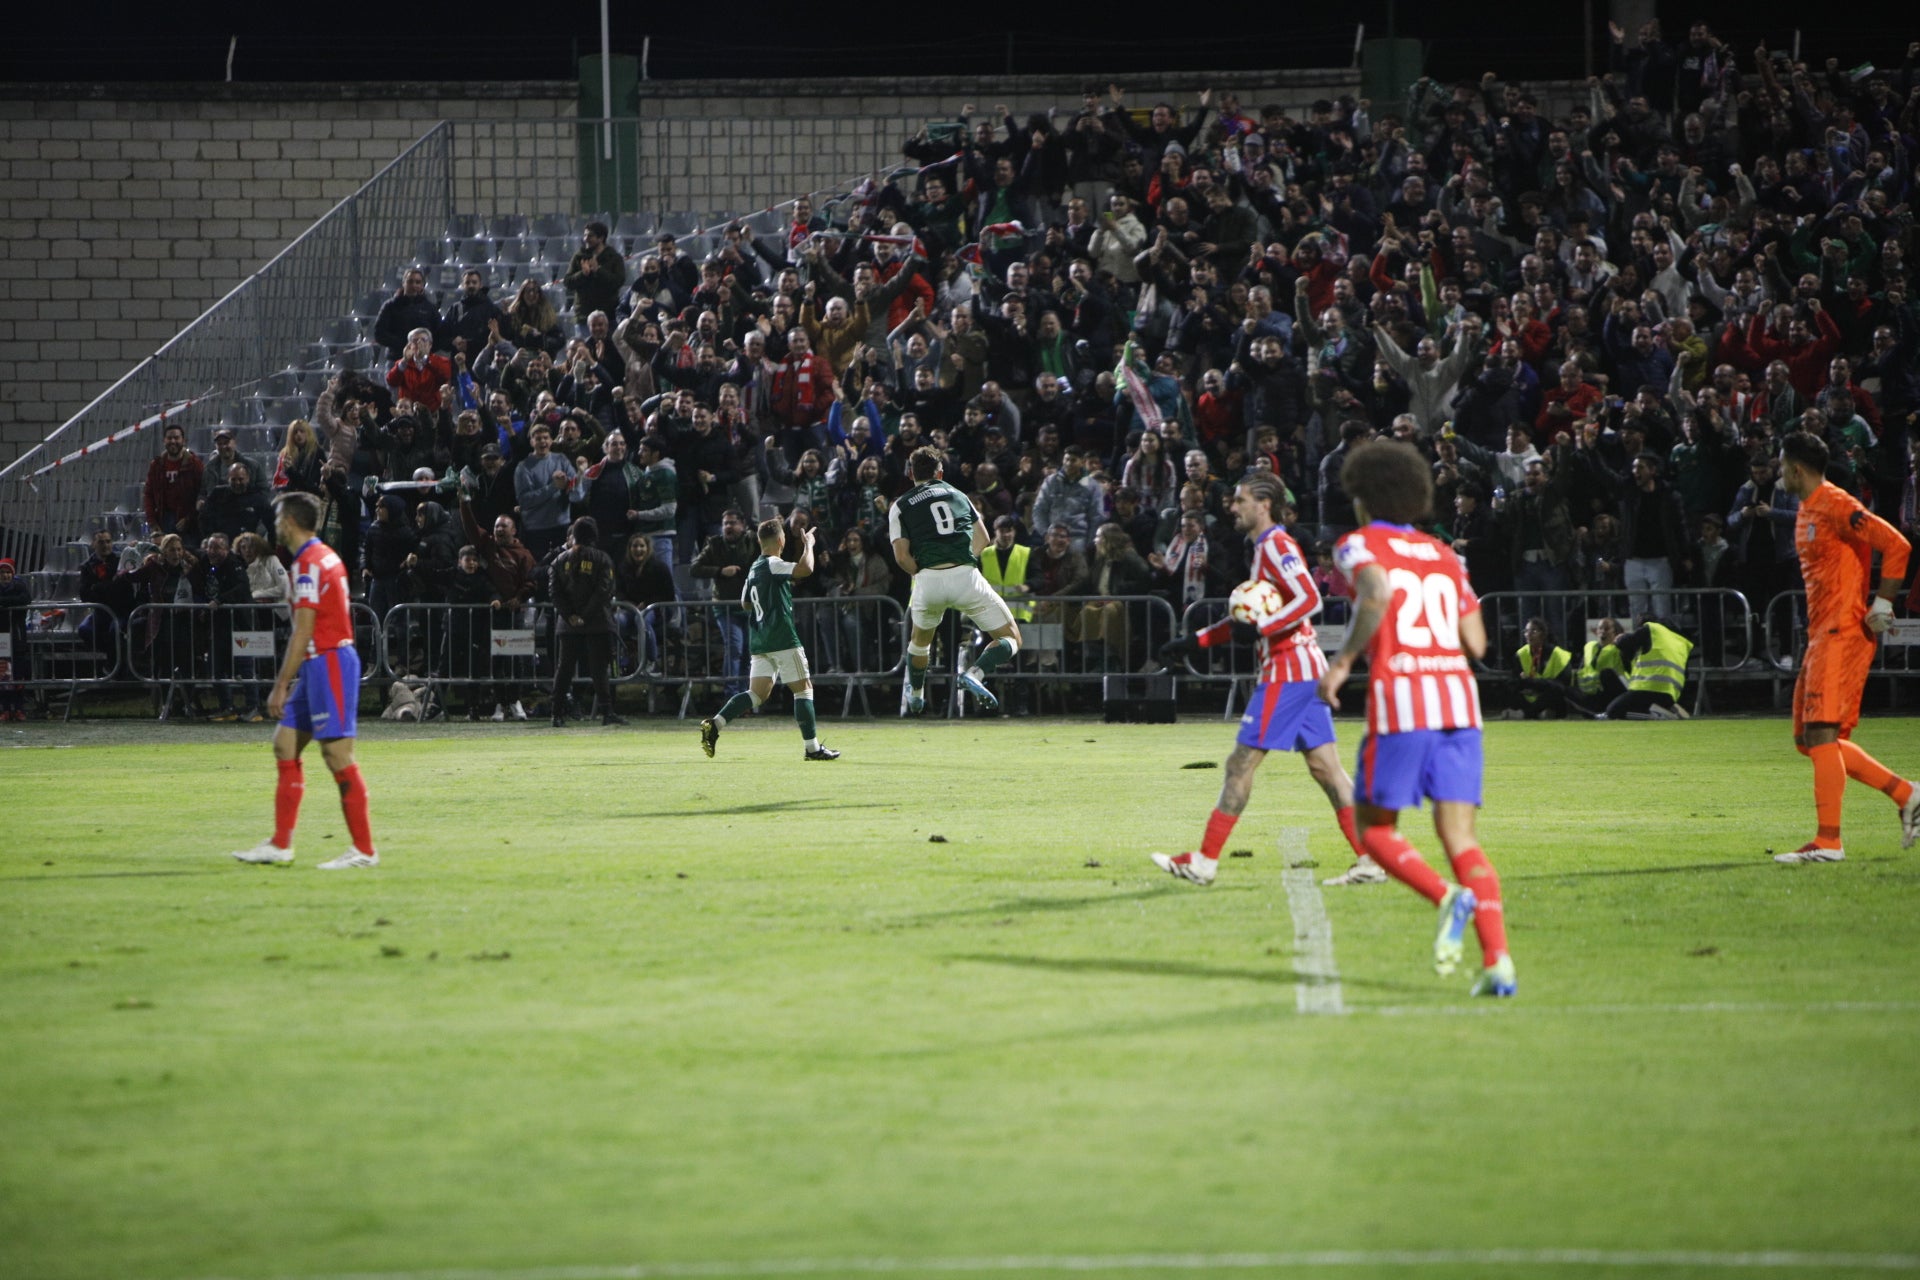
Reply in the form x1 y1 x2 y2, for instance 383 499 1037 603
749 646 811 685
909 564 1017 633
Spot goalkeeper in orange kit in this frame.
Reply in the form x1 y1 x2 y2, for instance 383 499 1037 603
1771 432 1920 863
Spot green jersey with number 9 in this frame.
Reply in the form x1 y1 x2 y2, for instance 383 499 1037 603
743 555 802 654
888 480 977 569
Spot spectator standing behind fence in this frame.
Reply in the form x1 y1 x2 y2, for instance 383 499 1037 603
512 422 575 561
191 533 252 722
459 492 535 722
128 533 202 720
199 428 266 506
235 531 288 722
446 545 495 719
548 517 623 728
692 508 758 696
0 558 28 721
564 221 625 320
202 462 272 544
375 269 441 361
1031 447 1103 553
145 423 202 545
617 533 676 675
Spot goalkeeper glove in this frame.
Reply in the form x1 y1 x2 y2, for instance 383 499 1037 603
1867 596 1894 635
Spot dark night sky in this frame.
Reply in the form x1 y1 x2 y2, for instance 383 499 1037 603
4 2 1905 86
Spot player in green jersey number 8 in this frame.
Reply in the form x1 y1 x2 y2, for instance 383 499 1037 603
699 515 840 761
889 446 1022 714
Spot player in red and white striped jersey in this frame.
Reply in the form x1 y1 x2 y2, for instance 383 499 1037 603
1319 441 1514 997
1149 474 1377 887
229 491 381 871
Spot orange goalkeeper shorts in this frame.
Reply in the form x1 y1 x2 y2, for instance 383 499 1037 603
1793 627 1876 739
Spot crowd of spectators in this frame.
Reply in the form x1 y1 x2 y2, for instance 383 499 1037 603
46 30 1920 714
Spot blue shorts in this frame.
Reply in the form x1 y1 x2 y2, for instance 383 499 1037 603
1354 728 1482 811
280 646 360 739
1236 680 1337 753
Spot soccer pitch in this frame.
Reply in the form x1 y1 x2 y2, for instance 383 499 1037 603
3 716 1919 1280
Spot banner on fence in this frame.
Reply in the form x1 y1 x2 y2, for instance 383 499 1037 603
1883 620 1920 647
0 634 10 660
1316 623 1348 652
491 629 536 656
231 631 276 656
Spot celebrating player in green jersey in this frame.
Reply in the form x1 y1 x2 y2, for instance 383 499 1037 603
699 516 840 761
889 446 1022 713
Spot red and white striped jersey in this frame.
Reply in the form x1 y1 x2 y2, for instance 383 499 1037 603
1199 524 1327 684
1331 522 1482 734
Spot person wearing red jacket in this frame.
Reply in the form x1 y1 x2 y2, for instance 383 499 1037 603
1536 361 1604 432
144 423 203 543
1746 302 1841 400
772 329 838 454
385 327 452 408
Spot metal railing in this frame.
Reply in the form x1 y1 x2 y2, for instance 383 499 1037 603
125 602 382 716
0 603 124 717
928 593 1182 717
0 125 456 576
1176 595 1355 719
635 596 907 718
1474 588 1757 674
1 116 911 581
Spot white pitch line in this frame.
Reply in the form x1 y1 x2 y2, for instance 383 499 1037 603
1361 1000 1920 1018
194 1247 1920 1280
1279 825 1345 1016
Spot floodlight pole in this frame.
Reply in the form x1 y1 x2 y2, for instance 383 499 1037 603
600 0 613 161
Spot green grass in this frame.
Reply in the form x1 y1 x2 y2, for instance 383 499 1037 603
3 715 1919 1280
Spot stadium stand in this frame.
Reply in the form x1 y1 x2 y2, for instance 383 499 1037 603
5 31 1920 719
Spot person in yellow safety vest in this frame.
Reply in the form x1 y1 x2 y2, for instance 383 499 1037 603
1505 615 1576 719
1600 619 1694 720
977 515 1035 622
1568 615 1630 717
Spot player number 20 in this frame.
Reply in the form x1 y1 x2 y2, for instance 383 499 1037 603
1388 567 1459 650
929 500 956 535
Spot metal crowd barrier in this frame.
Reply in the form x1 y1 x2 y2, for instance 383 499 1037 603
636 595 906 719
935 593 1181 717
1762 590 1920 706
1473 587 1755 716
126 601 382 719
377 599 658 716
0 602 125 719
1178 595 1355 720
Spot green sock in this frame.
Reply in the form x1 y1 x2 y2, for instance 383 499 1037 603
972 637 1016 676
715 691 756 726
794 696 817 743
907 660 927 692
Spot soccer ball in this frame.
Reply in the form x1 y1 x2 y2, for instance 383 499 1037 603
1228 579 1283 626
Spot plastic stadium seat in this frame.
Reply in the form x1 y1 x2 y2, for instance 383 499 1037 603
413 237 449 266
444 213 484 240
295 342 332 370
258 369 301 398
352 290 386 320
613 212 656 252
542 283 569 317
323 317 365 350
451 236 495 269
487 215 530 240
531 213 576 241
659 211 698 237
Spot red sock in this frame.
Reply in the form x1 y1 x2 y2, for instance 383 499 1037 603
1198 808 1237 861
1360 826 1447 904
1334 805 1363 858
273 759 304 849
1837 740 1913 805
1449 846 1508 966
334 764 376 854
1809 742 1845 847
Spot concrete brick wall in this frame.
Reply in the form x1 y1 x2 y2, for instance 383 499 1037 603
0 85 575 472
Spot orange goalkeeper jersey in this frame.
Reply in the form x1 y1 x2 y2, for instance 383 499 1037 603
1795 481 1912 632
